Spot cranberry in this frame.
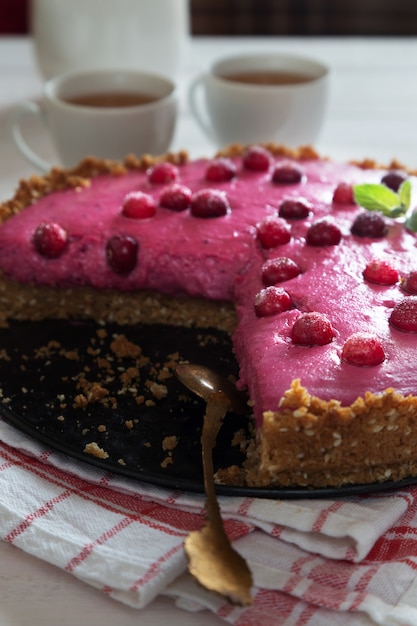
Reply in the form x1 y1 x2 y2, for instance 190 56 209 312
402 271 417 294
256 216 291 248
122 191 156 218
205 158 236 182
306 219 342 246
342 332 385 366
332 182 355 205
33 222 68 258
278 198 311 219
148 162 178 184
106 235 138 274
159 183 192 211
363 259 399 285
255 286 291 317
389 297 417 332
272 162 304 185
261 257 301 285
190 189 229 218
242 145 271 171
381 171 406 192
291 312 336 346
351 212 387 238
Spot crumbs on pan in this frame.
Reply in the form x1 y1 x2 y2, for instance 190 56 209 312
0 322 251 485
69 332 182 462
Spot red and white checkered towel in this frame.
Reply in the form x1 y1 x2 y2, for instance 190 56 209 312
1 416 417 626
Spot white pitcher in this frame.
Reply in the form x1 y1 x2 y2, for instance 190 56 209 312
31 0 190 80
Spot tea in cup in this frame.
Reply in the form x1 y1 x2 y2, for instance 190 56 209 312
188 52 329 148
11 69 178 171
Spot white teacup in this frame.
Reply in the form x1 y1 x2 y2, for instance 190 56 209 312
189 52 329 148
11 69 178 171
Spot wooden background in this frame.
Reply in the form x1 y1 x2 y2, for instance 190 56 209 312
191 0 417 36
2 0 417 36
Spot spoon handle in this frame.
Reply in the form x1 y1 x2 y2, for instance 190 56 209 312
202 391 229 519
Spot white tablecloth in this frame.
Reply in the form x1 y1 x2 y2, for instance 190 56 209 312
1 34 417 626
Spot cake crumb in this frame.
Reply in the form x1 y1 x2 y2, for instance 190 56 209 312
162 435 178 451
84 442 109 459
63 349 79 361
120 366 140 385
149 382 168 400
110 334 142 358
73 393 88 409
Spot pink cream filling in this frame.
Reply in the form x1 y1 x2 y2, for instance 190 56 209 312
0 156 416 422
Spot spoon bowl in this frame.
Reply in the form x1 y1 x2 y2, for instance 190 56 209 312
175 362 250 415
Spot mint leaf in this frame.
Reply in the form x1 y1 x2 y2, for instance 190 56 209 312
353 184 401 215
399 179 412 211
405 209 417 232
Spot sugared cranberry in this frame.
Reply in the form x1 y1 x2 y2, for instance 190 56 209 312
242 145 271 171
291 312 336 346
159 184 192 211
122 191 156 219
381 171 406 192
363 259 399 285
272 162 304 185
342 332 385 366
351 212 387 238
33 222 68 258
402 271 417 294
278 198 311 219
306 219 342 246
389 297 417 332
148 162 178 184
332 182 355 205
190 189 229 218
205 158 236 182
261 257 301 285
254 286 291 317
106 235 138 274
256 216 291 248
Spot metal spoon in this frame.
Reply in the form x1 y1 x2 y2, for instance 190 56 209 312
175 364 253 606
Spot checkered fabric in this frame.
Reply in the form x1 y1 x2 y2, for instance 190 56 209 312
1 416 417 625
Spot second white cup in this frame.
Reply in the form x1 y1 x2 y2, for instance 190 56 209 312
189 52 329 148
11 69 178 171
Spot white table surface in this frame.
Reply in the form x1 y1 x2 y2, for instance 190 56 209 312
1 34 417 625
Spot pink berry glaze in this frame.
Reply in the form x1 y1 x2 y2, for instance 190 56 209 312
0 152 417 425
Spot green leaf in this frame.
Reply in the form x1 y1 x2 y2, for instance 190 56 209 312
399 179 412 211
405 209 417 233
389 206 407 218
353 184 401 216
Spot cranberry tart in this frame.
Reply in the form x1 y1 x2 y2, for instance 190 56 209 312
1 144 417 488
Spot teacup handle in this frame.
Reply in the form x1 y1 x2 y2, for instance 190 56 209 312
188 74 215 141
10 100 52 172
